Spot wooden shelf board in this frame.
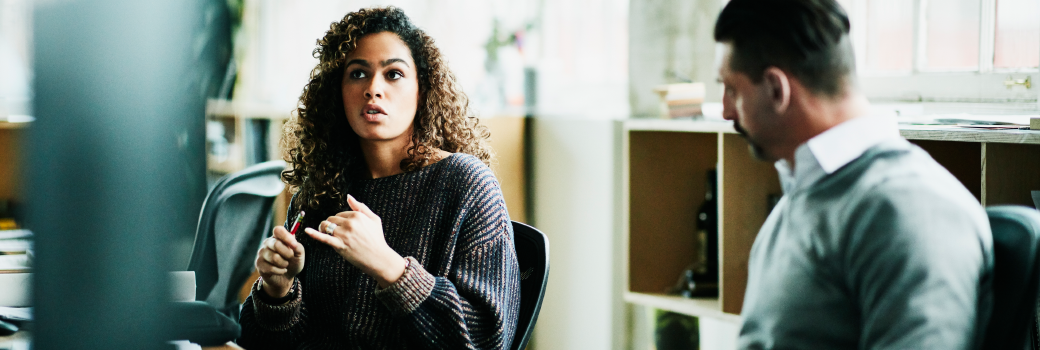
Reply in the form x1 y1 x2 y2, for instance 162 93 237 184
206 99 292 120
0 122 28 130
622 119 1040 144
624 292 742 324
899 126 1040 144
624 119 737 134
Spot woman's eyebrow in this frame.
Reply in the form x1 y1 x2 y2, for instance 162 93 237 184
381 58 409 67
345 58 408 67
345 59 369 68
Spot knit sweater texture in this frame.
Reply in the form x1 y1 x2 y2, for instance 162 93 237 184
738 139 992 349
237 153 521 349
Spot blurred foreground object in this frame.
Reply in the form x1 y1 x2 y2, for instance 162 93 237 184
30 0 215 348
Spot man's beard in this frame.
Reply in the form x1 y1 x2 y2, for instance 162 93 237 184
733 120 768 161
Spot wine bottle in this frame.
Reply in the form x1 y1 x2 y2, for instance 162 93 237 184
690 169 719 297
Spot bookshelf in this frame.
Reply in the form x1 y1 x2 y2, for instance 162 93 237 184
205 99 290 176
620 118 1040 325
0 122 27 228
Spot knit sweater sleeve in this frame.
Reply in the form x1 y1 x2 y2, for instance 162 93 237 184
237 273 308 349
374 164 521 350
236 197 309 349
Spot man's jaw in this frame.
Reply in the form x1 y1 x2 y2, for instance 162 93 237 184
733 120 769 161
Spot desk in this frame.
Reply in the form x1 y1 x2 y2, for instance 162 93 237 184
0 333 245 349
203 341 244 349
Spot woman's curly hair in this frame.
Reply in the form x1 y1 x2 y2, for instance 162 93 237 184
281 6 493 212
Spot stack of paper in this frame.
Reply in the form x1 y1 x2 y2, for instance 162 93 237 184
0 230 31 273
0 230 32 308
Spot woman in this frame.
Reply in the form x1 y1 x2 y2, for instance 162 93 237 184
237 7 520 349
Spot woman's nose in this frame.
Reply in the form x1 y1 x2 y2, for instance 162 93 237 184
365 79 384 99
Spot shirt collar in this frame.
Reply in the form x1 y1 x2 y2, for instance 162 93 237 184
775 115 900 194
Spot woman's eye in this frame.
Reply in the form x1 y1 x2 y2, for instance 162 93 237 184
387 71 403 80
349 70 367 79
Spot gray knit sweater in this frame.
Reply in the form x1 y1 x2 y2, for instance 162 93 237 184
238 153 521 349
739 139 992 349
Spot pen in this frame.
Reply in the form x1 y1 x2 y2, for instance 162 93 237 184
289 211 305 235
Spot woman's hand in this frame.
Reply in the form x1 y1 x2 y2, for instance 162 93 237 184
255 225 305 298
305 195 407 288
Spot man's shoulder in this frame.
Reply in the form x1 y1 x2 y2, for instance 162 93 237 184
817 138 976 206
800 138 988 242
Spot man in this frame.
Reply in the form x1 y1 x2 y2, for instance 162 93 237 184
714 0 993 349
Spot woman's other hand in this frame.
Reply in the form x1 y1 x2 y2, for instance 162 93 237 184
255 225 306 298
305 194 406 288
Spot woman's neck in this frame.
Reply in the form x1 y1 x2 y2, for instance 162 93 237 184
359 136 411 179
357 128 455 179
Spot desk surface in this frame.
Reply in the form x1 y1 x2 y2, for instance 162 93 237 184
0 332 245 349
622 118 1040 144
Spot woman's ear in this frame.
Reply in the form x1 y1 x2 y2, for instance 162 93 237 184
762 67 791 115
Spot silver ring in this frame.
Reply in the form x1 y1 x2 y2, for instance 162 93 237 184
325 222 337 235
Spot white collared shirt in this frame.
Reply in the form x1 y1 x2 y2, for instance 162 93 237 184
774 115 901 194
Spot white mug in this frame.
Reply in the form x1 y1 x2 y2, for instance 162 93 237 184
0 273 30 307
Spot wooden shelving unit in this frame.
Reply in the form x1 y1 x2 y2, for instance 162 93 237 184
0 124 26 212
620 118 1040 326
205 99 291 176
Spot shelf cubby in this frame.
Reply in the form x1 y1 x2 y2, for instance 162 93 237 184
983 142 1040 206
911 140 982 201
627 130 717 295
622 119 1040 327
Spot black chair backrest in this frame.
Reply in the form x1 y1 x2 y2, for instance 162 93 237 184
981 206 1040 350
187 160 286 318
511 221 550 350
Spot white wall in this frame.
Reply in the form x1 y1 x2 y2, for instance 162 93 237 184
234 0 540 117
526 0 630 347
529 118 623 350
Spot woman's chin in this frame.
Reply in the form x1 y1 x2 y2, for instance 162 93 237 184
356 129 409 143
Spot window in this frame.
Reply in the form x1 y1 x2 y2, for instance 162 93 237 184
994 0 1040 69
0 0 32 118
843 0 1040 109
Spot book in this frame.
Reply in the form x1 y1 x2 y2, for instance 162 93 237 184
653 83 706 119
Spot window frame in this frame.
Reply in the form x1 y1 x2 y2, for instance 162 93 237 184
847 0 1040 106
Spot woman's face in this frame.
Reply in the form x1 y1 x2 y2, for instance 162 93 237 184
341 32 420 144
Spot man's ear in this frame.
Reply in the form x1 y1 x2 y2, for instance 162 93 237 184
762 67 791 114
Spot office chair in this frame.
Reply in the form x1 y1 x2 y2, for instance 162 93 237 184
979 206 1040 350
187 160 287 320
510 221 550 350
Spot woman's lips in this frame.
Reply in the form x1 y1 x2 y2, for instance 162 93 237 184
362 104 387 122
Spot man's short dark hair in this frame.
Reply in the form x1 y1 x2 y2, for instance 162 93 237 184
714 0 855 97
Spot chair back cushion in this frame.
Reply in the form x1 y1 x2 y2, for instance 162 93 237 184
205 194 274 308
511 221 550 350
189 161 285 314
983 206 1040 350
